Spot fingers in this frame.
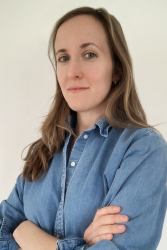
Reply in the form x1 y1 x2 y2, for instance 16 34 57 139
97 214 129 226
94 206 121 221
99 224 126 235
91 224 126 240
84 206 129 246
85 218 128 243
87 225 126 247
85 213 129 244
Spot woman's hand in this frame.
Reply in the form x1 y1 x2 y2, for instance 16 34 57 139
83 206 129 247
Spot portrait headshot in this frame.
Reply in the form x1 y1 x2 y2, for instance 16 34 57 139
0 1 167 250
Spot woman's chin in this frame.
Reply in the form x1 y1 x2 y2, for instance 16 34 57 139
70 108 87 113
69 106 89 113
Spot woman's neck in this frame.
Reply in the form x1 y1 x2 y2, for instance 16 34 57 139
74 111 104 137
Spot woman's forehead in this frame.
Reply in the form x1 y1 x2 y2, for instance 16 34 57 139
57 14 103 32
55 15 107 48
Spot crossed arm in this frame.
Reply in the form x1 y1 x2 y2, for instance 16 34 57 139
13 220 59 250
13 206 127 250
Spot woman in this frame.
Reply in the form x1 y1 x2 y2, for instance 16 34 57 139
0 6 167 250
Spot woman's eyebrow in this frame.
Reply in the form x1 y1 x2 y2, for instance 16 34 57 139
55 42 100 56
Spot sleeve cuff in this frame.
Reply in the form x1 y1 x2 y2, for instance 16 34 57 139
56 236 88 250
8 238 21 250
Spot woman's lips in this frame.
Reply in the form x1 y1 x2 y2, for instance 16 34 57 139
68 87 89 93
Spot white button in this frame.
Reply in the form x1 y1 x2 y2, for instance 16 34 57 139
71 162 75 166
93 125 96 129
84 134 88 139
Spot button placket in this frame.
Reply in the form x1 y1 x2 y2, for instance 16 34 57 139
54 133 71 239
55 131 90 239
66 133 89 196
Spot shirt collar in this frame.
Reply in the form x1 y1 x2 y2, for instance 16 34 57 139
95 116 111 137
65 113 123 138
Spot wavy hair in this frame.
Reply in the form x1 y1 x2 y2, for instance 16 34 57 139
21 6 164 182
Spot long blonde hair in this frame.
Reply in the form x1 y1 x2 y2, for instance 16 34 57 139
21 6 164 182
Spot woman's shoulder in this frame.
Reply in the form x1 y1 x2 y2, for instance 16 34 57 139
110 125 167 162
118 126 167 158
120 124 166 146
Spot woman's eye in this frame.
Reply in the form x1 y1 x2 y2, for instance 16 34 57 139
58 56 69 62
58 53 96 62
85 52 96 59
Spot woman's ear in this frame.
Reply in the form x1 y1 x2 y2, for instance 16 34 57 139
112 72 120 83
112 61 122 83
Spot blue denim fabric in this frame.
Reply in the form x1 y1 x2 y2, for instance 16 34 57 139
0 115 167 250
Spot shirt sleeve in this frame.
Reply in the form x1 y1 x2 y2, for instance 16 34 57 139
0 174 27 250
56 131 167 250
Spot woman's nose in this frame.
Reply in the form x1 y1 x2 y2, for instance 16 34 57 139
67 59 83 79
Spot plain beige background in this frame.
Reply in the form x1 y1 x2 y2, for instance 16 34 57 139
0 0 167 249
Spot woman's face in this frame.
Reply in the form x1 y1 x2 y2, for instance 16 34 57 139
55 15 117 116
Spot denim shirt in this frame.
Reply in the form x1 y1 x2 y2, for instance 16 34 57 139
0 115 167 250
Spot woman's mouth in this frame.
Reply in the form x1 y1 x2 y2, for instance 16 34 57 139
68 87 89 93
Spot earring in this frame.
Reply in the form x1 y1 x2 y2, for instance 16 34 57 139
114 81 117 84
